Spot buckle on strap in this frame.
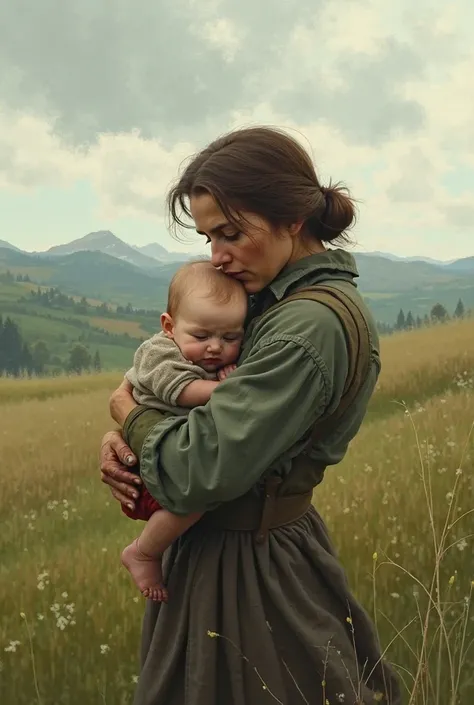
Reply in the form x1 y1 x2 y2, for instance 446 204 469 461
255 476 283 544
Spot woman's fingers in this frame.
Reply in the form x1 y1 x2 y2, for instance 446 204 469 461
110 485 136 511
102 430 137 466
99 430 142 509
101 461 140 487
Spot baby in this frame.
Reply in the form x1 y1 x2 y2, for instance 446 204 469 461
121 260 248 602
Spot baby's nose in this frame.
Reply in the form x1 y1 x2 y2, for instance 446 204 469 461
208 338 222 351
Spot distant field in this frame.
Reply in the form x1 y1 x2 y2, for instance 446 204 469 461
363 285 474 324
0 279 153 372
87 316 149 338
1 318 473 704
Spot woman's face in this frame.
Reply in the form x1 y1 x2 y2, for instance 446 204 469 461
190 193 297 294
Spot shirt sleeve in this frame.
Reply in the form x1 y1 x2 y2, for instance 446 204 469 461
126 336 211 406
124 333 331 515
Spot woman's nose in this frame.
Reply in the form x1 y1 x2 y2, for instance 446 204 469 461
210 242 232 268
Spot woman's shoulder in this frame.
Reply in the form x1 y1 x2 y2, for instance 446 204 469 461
250 296 348 357
250 283 378 358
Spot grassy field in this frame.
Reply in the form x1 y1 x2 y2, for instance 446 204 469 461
1 318 473 704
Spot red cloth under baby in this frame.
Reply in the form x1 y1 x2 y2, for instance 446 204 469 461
121 485 161 521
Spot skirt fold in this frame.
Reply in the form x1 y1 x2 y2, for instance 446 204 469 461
133 507 401 705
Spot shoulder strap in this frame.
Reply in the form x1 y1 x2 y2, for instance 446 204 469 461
263 283 372 442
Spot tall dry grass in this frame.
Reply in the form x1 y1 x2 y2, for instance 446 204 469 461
371 318 474 418
0 371 122 405
0 317 473 704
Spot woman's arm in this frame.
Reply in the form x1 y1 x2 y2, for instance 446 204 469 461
109 378 139 426
101 379 173 510
100 300 349 515
122 337 332 516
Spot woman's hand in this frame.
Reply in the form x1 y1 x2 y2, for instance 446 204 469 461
109 378 138 427
100 430 141 510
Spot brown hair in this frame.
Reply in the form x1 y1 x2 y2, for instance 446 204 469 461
167 259 247 318
167 126 356 245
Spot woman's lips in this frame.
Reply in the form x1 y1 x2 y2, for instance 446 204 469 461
226 271 246 280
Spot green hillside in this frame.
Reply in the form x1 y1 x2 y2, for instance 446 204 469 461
0 247 173 309
0 277 162 372
0 246 473 373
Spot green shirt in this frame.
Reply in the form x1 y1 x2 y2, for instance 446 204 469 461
123 249 380 515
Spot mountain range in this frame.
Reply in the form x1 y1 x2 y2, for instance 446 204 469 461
1 231 473 323
42 230 191 269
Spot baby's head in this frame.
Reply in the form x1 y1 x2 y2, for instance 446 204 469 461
161 260 248 372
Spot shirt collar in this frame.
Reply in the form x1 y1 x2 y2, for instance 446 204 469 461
267 248 359 302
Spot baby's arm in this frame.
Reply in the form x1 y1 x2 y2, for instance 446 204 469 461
177 364 237 406
177 380 220 407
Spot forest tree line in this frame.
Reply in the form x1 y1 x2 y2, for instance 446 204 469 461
376 299 467 335
0 297 468 377
0 315 102 377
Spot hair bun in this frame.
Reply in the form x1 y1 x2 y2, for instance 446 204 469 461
316 182 356 243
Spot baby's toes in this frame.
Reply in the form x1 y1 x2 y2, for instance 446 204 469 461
153 588 161 602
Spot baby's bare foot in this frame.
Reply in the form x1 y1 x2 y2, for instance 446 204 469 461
121 540 168 602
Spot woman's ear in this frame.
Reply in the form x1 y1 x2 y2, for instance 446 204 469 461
161 313 175 338
288 221 304 238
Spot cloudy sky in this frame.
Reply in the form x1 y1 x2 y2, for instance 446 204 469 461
1 0 472 260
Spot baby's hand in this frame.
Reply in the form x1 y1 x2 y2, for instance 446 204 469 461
217 364 237 381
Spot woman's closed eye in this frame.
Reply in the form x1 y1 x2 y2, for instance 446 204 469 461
202 231 242 245
222 231 242 242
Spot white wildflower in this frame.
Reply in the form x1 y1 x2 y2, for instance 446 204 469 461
4 640 21 653
100 644 110 655
56 616 68 631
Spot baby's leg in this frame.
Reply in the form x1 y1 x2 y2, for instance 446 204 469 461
122 510 201 602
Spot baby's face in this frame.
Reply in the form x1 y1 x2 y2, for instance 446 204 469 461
164 294 246 372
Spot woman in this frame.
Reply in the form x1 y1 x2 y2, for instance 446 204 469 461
100 126 401 704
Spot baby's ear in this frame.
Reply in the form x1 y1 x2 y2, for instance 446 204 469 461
161 313 175 339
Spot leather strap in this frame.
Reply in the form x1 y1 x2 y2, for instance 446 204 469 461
200 479 313 544
202 283 372 542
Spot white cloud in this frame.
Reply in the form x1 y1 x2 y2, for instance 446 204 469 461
0 110 86 189
201 18 243 62
0 0 472 258
0 108 196 221
87 130 195 220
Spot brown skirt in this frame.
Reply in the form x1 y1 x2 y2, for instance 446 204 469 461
134 507 402 705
